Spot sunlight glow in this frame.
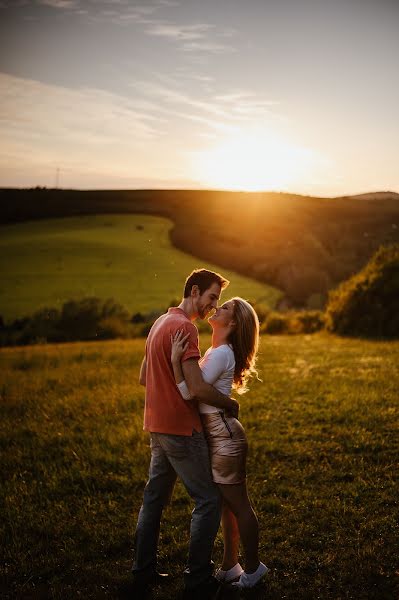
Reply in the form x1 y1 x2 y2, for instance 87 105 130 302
194 129 319 191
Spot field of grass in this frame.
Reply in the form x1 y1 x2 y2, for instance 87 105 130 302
2 188 399 308
0 214 281 322
1 334 398 599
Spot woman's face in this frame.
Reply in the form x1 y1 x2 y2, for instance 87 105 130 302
208 300 235 330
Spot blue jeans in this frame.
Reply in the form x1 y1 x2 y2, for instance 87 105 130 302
133 430 221 589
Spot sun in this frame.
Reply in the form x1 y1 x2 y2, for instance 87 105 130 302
193 130 316 192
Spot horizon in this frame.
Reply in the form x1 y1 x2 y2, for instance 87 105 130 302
1 0 398 195
2 186 399 199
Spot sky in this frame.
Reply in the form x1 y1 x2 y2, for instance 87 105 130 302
0 0 398 196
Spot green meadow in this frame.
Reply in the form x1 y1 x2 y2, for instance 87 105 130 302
1 334 398 599
0 214 281 322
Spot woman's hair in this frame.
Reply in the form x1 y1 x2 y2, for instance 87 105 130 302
228 297 260 394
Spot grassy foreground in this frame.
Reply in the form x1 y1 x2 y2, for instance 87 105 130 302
1 334 398 599
0 214 280 321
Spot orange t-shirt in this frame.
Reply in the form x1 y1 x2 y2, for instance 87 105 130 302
143 307 202 435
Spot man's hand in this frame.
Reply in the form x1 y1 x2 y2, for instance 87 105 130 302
225 398 239 419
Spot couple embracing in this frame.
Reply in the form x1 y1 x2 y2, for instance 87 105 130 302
132 269 268 598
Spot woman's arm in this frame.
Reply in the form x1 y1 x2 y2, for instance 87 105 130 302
171 330 193 400
171 332 239 417
170 330 189 383
182 359 239 417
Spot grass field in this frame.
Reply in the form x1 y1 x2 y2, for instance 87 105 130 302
0 214 281 322
1 334 398 599
2 188 399 308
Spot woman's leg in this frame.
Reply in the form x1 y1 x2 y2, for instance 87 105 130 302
218 482 260 573
221 500 240 570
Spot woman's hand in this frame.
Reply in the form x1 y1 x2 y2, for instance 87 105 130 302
170 330 190 364
225 398 240 419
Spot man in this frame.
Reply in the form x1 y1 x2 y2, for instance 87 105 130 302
132 269 239 598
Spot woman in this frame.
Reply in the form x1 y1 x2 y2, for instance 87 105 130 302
171 297 268 588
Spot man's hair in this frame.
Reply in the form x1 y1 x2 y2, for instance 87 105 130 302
183 269 230 298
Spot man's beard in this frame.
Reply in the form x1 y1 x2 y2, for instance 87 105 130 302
198 304 211 319
199 304 216 320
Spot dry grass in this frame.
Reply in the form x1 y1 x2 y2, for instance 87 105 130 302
1 334 398 599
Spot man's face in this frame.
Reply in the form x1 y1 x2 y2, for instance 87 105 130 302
195 282 221 319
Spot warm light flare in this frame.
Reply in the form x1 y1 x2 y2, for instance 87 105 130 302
194 130 319 191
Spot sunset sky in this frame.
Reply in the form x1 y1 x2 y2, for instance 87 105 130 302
0 0 398 196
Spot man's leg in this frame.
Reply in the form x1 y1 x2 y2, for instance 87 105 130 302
156 430 221 590
132 433 177 576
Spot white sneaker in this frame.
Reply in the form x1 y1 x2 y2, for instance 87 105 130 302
232 562 269 588
215 563 244 583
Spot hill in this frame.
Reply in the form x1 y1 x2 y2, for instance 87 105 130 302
0 214 280 322
341 191 399 202
1 188 399 307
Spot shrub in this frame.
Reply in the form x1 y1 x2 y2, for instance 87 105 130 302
326 243 399 338
251 302 270 325
262 312 288 334
292 310 325 334
97 316 131 340
261 310 325 335
0 298 133 346
59 297 130 341
13 308 63 345
59 298 102 340
131 312 146 324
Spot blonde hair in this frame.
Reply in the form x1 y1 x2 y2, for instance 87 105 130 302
228 297 260 394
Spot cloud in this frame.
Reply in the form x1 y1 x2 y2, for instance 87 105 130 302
100 4 158 21
0 0 30 7
37 0 79 8
180 40 235 53
0 68 284 189
0 0 169 17
144 22 214 41
156 0 180 6
1 0 235 55
0 72 171 188
0 73 162 141
142 19 236 53
0 70 281 153
130 76 281 133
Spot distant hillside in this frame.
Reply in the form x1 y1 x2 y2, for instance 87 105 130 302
339 191 399 202
1 188 399 307
0 214 280 322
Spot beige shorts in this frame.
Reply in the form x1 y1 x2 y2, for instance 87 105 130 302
201 412 248 485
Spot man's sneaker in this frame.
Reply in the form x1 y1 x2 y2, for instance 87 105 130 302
215 563 244 583
232 562 269 588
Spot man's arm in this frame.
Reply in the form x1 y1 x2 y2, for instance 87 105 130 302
139 357 146 386
182 358 239 417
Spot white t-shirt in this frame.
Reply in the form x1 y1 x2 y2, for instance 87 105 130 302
177 344 235 413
